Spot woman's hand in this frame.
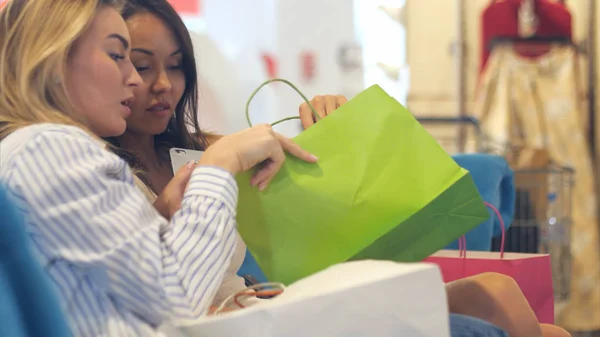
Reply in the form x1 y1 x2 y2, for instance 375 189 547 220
153 160 196 219
299 95 348 129
199 124 318 190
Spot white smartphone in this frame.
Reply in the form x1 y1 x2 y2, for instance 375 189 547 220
169 148 204 174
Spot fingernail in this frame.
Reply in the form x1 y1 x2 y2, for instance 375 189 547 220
187 160 196 169
258 183 267 191
310 154 318 161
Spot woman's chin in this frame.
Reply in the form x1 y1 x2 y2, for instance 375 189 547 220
133 123 171 137
97 119 128 138
152 122 171 136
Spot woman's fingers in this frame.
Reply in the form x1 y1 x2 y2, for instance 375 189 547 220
299 101 316 129
277 134 318 163
251 160 280 191
312 96 327 119
249 134 317 190
299 95 348 129
250 146 286 190
324 95 337 115
335 95 348 108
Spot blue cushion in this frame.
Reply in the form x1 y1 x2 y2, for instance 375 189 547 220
0 185 71 337
447 154 516 251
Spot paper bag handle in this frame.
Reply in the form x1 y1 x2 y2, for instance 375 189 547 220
245 78 322 127
458 201 506 259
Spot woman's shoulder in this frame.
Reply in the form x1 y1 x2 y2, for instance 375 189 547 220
1 123 107 168
3 123 94 146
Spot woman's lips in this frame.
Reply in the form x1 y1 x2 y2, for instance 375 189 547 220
147 103 172 117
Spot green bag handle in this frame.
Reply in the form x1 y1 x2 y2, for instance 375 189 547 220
245 78 322 127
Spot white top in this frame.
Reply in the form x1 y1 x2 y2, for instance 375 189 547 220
0 124 239 336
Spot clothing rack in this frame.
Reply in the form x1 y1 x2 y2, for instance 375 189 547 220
454 0 597 160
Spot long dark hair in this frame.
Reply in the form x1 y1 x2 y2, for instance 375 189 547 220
106 0 208 192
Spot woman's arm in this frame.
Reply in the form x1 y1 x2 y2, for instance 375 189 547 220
7 126 237 326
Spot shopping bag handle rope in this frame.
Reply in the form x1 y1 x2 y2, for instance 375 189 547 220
246 78 322 127
458 202 506 259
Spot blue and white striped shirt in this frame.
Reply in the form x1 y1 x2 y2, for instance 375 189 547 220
0 124 238 336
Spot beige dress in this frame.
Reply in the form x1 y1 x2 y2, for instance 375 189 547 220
474 45 600 330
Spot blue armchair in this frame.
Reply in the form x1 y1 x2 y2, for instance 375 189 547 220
0 184 71 337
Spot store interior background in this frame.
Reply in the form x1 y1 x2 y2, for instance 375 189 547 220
173 0 593 138
177 0 406 136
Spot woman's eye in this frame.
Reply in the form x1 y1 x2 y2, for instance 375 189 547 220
135 66 149 72
110 53 126 61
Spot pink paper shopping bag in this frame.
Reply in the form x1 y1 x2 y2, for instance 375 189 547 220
424 203 554 324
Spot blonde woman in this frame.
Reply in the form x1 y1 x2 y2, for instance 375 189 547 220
0 0 316 335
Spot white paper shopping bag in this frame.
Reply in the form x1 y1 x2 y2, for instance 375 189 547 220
181 260 450 337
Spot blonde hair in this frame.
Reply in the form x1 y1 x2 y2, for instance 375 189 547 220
0 0 124 139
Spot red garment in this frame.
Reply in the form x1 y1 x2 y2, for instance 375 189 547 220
480 0 572 73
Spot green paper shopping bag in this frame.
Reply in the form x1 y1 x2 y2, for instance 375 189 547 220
236 81 489 285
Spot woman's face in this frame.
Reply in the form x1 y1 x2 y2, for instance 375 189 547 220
125 12 186 136
64 6 141 137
